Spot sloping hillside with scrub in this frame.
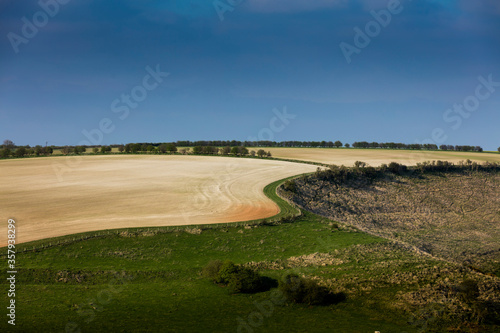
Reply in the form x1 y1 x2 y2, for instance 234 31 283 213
281 161 500 276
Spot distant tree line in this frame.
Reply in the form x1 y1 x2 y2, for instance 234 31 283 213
1 138 494 160
0 140 273 159
439 145 483 152
352 141 483 152
0 140 54 158
176 140 345 148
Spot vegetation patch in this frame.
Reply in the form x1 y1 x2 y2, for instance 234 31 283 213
283 161 500 276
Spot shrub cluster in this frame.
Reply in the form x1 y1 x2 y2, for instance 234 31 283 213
202 260 264 293
278 274 346 306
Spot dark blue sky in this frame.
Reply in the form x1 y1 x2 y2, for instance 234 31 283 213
1 0 499 149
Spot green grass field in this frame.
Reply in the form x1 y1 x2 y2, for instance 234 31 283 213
3 178 497 332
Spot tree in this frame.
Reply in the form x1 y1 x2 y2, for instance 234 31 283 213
221 146 231 155
250 150 256 157
101 146 112 154
166 143 177 153
147 145 155 153
14 146 27 157
3 140 14 149
93 147 99 154
118 145 125 153
354 161 367 168
74 146 86 154
1 148 11 158
257 149 266 158
61 146 72 155
334 140 342 148
266 151 272 157
239 147 249 156
43 146 53 156
498 147 500 153
230 146 240 155
192 146 203 154
34 145 43 156
132 143 141 153
158 144 167 154
344 143 350 148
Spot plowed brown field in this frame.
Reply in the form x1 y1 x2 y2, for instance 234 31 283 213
0 155 318 245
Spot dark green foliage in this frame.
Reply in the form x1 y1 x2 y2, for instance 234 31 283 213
14 146 27 157
1 148 11 158
165 143 177 153
227 268 262 293
282 180 297 193
278 274 346 306
100 146 112 154
388 162 407 174
354 161 366 168
202 260 223 281
192 146 203 154
216 260 240 284
457 279 479 304
203 260 268 294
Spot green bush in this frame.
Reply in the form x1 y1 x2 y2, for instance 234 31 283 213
457 279 479 304
227 268 262 293
202 260 223 281
279 274 346 306
388 162 407 174
283 180 297 193
202 260 267 294
215 260 240 284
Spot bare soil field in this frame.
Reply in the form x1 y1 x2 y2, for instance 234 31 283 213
260 147 500 166
0 155 318 246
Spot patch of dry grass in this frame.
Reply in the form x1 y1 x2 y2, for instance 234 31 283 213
261 147 500 166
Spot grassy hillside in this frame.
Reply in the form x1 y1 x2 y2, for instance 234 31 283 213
2 177 499 332
284 164 500 276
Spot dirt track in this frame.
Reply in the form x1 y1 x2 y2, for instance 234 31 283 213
0 155 318 245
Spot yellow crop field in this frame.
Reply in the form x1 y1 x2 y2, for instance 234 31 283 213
259 148 500 166
0 155 318 246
